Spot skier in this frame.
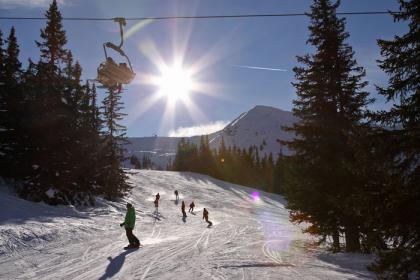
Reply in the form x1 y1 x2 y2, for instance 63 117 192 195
174 190 179 200
155 193 160 201
181 201 187 218
203 208 212 227
154 198 159 214
120 203 140 249
189 201 195 213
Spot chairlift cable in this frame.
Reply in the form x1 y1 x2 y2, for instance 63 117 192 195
0 11 398 21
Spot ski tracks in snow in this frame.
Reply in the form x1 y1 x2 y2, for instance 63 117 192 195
0 170 374 279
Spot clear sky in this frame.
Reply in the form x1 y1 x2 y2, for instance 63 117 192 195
0 0 407 137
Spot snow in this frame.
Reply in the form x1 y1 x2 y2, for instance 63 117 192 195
45 188 57 199
125 105 297 169
32 165 39 170
0 170 374 279
210 105 297 157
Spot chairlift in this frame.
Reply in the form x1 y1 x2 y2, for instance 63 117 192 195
96 17 136 89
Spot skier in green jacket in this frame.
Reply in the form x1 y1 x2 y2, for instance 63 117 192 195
120 203 140 249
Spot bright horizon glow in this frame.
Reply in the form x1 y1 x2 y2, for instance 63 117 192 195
156 64 193 103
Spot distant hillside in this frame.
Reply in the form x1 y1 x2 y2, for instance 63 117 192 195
125 105 296 169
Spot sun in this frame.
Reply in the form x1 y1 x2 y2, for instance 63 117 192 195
156 64 193 102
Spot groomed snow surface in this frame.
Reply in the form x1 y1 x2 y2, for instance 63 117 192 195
0 170 374 279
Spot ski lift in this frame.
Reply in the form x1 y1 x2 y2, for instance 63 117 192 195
97 17 136 89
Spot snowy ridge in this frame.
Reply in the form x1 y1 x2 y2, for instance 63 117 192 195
208 105 297 156
0 170 373 279
125 105 297 169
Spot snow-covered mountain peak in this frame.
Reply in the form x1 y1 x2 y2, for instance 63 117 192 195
210 105 297 156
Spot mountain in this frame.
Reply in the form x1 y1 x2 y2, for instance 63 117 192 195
0 170 374 279
208 105 296 156
125 105 297 169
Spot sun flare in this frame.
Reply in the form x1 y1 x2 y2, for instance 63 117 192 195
156 64 193 102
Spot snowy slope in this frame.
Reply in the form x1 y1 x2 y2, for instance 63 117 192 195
208 105 296 156
0 170 374 279
125 105 296 169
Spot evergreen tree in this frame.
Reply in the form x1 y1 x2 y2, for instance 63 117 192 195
36 0 67 68
16 1 98 205
369 0 420 277
100 87 130 200
283 0 372 252
173 138 199 172
0 29 7 177
130 155 141 169
199 135 217 176
3 27 23 178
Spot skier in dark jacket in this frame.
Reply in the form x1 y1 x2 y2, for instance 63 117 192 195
181 201 187 218
154 198 159 214
155 193 160 201
189 201 195 213
203 208 212 227
174 190 179 200
120 203 140 248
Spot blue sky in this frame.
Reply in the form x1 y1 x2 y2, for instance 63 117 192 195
0 0 407 137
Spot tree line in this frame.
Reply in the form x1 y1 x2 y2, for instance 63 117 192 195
170 136 288 193
0 0 129 205
129 154 154 170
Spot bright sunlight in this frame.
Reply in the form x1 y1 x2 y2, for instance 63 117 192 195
156 64 193 102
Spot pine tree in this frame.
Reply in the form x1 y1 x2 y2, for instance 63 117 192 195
22 0 74 204
369 0 420 277
36 0 67 68
283 0 372 252
17 0 96 205
0 29 7 177
199 135 217 176
130 155 141 169
3 27 23 178
100 87 130 200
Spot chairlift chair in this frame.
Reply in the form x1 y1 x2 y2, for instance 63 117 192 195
96 18 136 89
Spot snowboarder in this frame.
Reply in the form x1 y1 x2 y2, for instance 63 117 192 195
181 201 187 218
174 190 179 200
154 198 159 214
120 203 140 249
189 201 195 213
203 208 212 227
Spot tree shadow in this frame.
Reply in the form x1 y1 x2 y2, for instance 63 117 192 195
176 172 289 207
215 262 294 269
98 250 136 280
314 252 374 279
0 190 93 225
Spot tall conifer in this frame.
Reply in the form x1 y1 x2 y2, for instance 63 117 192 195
283 0 372 252
370 0 420 277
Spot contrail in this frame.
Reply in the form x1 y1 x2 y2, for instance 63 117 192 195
233 65 287 72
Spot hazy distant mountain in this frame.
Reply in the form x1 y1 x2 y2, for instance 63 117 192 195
125 105 296 169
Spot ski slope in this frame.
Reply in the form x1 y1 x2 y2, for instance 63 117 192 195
0 170 374 279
